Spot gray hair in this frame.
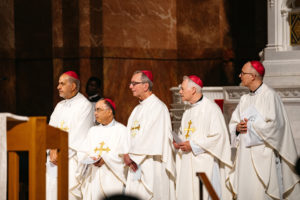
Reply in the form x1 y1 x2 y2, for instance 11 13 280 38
183 76 202 93
133 70 153 91
68 76 80 92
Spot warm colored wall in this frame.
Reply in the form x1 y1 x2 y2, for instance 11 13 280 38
0 0 16 113
0 0 266 125
101 0 235 124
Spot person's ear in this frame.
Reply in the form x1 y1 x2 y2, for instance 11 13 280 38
107 109 113 117
143 83 150 92
71 82 77 91
191 86 197 95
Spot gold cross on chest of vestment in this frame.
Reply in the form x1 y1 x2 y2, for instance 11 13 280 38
94 141 111 156
59 121 69 132
184 120 195 139
130 120 140 137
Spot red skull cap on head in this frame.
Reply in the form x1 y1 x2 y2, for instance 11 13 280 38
188 75 203 88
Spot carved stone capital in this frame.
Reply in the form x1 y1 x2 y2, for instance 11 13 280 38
269 0 275 8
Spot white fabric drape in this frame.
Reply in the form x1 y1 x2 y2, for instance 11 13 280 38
0 113 28 200
124 94 176 200
175 97 232 200
228 83 300 200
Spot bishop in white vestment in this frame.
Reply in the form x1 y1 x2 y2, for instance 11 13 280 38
228 61 300 200
174 75 233 200
72 98 128 200
46 71 94 200
123 70 176 200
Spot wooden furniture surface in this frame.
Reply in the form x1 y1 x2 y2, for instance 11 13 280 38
196 172 220 200
7 117 68 200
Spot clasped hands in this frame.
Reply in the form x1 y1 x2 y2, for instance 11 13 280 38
92 157 105 167
236 118 248 134
50 149 105 167
123 154 138 172
173 140 192 152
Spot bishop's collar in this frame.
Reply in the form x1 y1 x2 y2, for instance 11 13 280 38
140 93 154 105
250 83 263 96
192 95 204 107
64 92 80 106
99 119 115 127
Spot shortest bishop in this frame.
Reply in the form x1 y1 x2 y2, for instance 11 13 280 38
71 98 128 200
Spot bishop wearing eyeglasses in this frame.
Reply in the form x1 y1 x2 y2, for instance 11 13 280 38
71 98 128 200
227 61 300 199
122 70 176 200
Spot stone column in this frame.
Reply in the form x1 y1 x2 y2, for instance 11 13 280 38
263 0 300 87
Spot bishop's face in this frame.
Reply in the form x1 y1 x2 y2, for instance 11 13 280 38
179 79 193 103
57 74 75 99
94 100 112 125
129 73 147 99
239 62 255 88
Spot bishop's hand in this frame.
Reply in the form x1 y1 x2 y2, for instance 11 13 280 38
236 118 248 134
49 149 58 165
123 154 138 172
179 141 192 152
93 157 105 167
173 140 180 149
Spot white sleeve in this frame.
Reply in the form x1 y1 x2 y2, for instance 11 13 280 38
190 140 205 156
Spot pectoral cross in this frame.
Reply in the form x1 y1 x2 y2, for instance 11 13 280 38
59 121 69 132
184 120 195 139
130 120 140 137
94 142 111 156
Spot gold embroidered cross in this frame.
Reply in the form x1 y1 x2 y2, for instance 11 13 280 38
94 142 111 156
184 120 195 139
130 120 140 137
59 121 69 132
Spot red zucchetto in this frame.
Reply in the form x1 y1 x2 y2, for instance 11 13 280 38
104 98 116 110
250 61 265 77
188 75 203 88
64 71 79 80
141 70 153 82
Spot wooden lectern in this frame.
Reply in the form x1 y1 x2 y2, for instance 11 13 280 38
7 116 68 200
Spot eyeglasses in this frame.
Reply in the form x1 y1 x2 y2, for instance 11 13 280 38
129 81 145 86
240 71 254 76
95 107 107 112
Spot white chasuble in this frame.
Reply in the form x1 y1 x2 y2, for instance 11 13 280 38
176 96 232 200
46 92 94 200
228 83 300 200
72 120 128 200
124 94 176 200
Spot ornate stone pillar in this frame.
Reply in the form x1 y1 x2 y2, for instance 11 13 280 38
262 0 300 87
